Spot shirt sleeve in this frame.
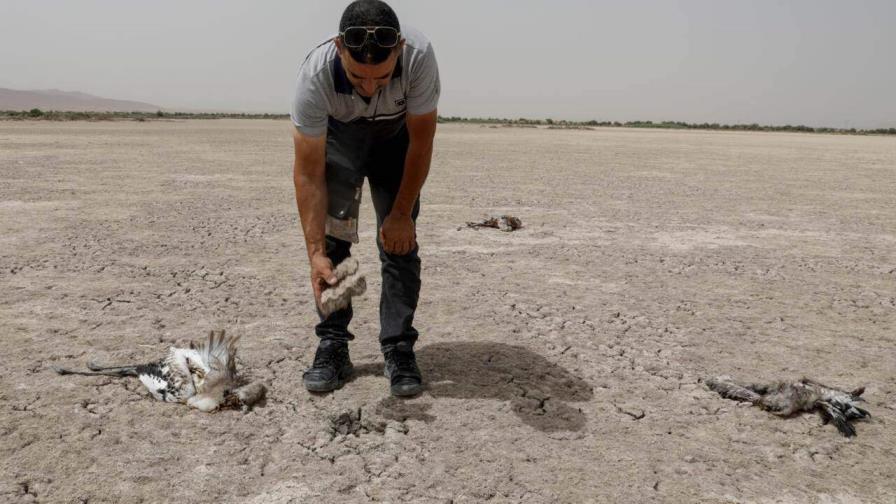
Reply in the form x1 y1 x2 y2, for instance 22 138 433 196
290 64 330 137
406 42 441 116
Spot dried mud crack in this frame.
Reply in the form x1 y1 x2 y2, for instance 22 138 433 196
1 121 894 502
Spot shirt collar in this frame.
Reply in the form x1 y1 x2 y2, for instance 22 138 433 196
333 54 353 95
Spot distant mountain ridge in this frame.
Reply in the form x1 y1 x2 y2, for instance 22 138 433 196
0 88 160 112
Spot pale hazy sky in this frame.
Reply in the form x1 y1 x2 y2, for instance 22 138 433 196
1 0 894 127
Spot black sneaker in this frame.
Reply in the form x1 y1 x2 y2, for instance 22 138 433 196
383 344 424 397
303 339 353 393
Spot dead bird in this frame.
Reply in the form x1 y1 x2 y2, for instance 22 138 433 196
319 257 367 317
466 215 523 232
54 329 265 412
706 375 870 437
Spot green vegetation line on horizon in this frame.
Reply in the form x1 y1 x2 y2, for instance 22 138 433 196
2 109 893 135
437 116 896 136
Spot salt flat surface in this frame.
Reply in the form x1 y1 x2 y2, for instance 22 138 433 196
1 120 894 502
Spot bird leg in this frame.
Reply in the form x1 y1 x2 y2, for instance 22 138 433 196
53 361 140 377
53 366 137 377
87 362 141 375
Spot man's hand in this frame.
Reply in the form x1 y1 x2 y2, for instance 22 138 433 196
310 253 338 310
380 212 416 255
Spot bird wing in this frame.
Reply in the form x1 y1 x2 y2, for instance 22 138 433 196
706 376 762 403
195 329 239 381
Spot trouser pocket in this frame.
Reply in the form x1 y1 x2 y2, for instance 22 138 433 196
325 157 363 243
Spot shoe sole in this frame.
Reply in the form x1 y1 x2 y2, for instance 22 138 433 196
304 363 354 393
391 383 424 397
384 367 424 397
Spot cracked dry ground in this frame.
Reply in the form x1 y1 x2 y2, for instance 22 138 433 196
1 120 895 503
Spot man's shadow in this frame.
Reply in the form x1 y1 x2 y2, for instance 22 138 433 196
356 342 593 433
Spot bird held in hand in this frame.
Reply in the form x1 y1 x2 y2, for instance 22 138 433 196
319 257 367 317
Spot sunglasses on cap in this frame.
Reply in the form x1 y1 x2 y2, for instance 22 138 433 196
340 26 401 49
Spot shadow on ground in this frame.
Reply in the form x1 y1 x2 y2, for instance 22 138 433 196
355 342 594 432
422 342 593 432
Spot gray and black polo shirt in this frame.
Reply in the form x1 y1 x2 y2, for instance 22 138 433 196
290 25 440 139
290 26 440 242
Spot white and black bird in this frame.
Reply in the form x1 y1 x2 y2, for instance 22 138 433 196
55 329 265 412
706 376 870 437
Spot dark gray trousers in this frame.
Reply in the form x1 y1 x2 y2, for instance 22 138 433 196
314 122 421 352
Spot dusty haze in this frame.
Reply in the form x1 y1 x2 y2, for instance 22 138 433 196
0 88 160 112
1 1 894 127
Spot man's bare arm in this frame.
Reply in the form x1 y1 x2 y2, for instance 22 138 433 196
393 110 437 216
293 129 328 258
293 129 337 305
380 110 438 255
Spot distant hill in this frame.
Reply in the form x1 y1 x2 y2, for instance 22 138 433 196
0 88 160 112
